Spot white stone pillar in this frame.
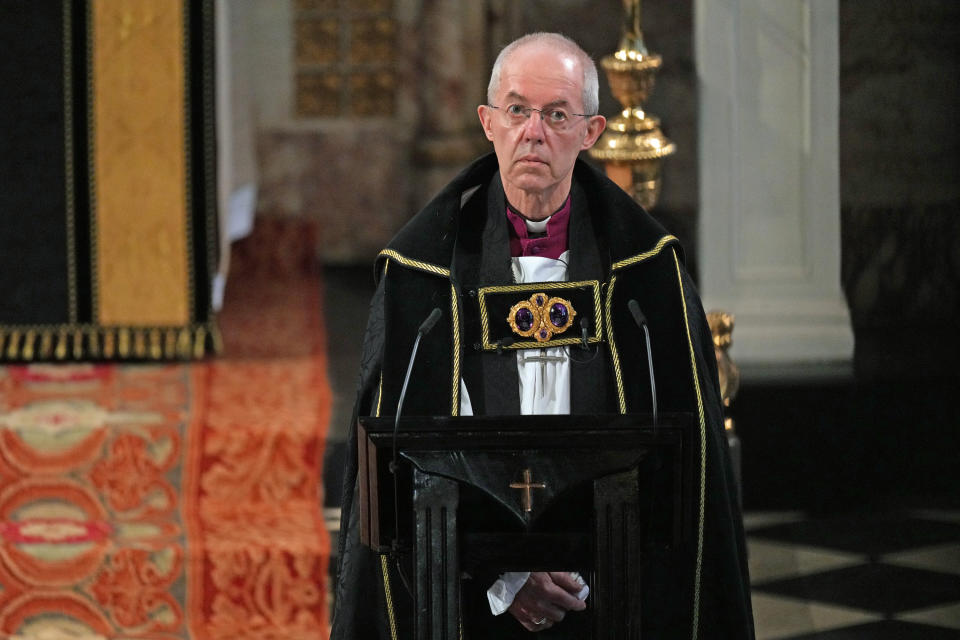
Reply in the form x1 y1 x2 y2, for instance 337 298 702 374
214 0 259 309
695 0 853 364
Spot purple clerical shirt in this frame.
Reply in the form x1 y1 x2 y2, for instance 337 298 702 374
506 196 571 259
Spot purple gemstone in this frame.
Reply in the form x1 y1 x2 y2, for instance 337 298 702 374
515 307 534 331
549 303 569 327
539 329 548 339
536 295 545 305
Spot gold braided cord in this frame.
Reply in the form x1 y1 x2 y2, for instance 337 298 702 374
604 277 627 414
611 235 678 271
374 259 390 419
379 554 399 640
450 283 461 416
672 249 706 640
478 280 602 350
375 372 384 418
487 336 602 351
377 249 450 277
478 280 600 296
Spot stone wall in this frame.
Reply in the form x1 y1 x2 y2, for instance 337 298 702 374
839 0 960 377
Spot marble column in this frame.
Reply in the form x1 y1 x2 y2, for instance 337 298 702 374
214 0 259 309
695 0 853 365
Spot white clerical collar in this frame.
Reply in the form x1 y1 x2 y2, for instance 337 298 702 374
524 216 549 234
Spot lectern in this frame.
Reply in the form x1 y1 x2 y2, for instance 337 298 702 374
357 413 695 639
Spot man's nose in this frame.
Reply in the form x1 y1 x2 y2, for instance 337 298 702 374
521 110 546 140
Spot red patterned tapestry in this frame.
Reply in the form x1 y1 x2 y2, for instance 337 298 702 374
0 228 332 639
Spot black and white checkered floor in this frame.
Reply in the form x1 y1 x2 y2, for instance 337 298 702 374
745 509 960 639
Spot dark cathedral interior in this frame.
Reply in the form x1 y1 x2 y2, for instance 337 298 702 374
0 1 958 638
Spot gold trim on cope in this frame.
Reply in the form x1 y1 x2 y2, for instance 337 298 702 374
611 235 677 271
375 259 390 419
450 283 461 416
380 554 399 640
377 249 450 277
672 248 706 638
604 277 627 414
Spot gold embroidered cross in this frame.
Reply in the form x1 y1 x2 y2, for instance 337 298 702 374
510 468 547 513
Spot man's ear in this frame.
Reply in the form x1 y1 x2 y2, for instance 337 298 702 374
477 105 495 141
581 115 607 150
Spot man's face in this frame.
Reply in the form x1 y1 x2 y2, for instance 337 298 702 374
478 44 606 204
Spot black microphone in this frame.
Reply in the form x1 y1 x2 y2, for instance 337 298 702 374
628 298 647 328
395 307 442 429
390 307 442 594
418 307 442 336
628 299 657 427
580 317 590 349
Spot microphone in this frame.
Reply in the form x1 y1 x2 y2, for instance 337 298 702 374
580 317 590 349
628 299 657 426
390 307 442 594
395 307 442 429
496 336 515 354
418 307 442 336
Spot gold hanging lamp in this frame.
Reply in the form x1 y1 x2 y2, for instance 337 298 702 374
590 0 675 210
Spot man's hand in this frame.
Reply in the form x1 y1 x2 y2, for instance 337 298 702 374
507 571 587 632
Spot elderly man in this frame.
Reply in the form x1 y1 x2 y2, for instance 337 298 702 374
332 33 754 638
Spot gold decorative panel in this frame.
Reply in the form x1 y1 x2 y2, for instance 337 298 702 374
294 0 396 117
92 0 189 326
350 18 394 64
296 72 342 117
351 0 392 13
350 71 396 116
296 19 339 65
295 0 338 11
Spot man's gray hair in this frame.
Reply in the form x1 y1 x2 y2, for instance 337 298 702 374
487 32 600 116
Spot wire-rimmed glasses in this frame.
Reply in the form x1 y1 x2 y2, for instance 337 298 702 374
487 103 595 132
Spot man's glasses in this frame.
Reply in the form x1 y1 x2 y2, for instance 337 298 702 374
488 103 594 132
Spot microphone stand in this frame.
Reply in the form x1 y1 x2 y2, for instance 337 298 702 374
628 299 657 427
389 307 441 595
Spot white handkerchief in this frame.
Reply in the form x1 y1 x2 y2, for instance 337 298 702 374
486 571 530 615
